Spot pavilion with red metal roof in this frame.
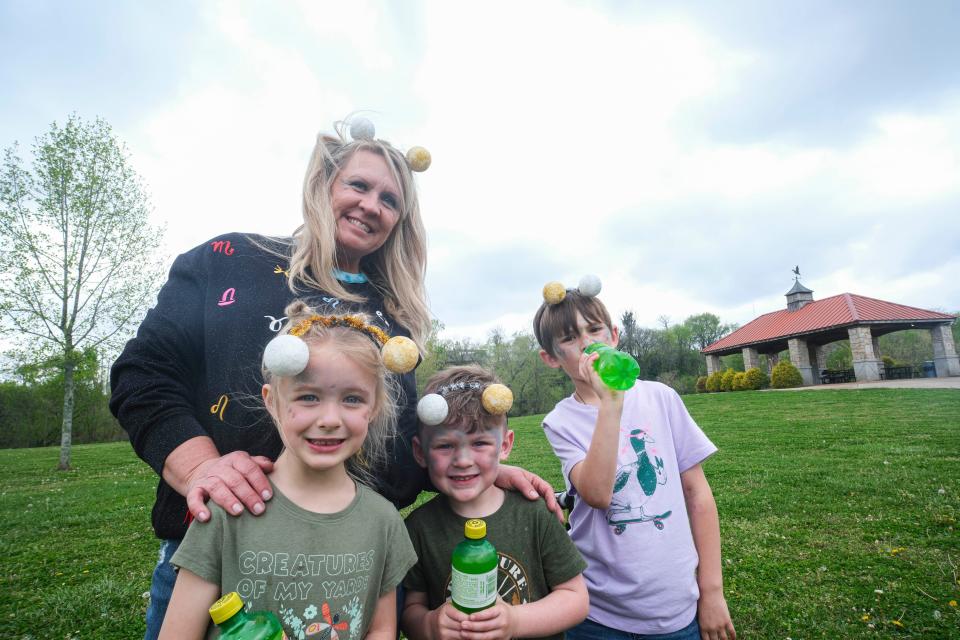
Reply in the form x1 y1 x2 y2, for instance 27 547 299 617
701 281 959 385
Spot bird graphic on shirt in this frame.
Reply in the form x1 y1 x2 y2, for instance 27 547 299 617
608 429 666 517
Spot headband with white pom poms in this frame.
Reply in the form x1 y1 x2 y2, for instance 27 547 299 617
347 116 432 173
542 274 602 305
416 381 514 427
262 314 420 378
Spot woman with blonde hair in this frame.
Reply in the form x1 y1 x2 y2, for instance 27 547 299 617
111 118 557 640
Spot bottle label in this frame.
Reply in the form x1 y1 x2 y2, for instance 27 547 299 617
451 566 497 609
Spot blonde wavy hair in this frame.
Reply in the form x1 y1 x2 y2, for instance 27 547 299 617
262 301 400 488
284 122 430 347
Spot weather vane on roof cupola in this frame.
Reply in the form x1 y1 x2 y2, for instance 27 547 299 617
792 265 801 281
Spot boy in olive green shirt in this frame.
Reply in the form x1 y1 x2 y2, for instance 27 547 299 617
401 365 588 640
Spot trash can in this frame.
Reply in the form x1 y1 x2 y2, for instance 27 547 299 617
923 360 936 377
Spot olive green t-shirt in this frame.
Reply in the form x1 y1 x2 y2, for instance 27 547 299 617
403 491 587 640
172 481 416 640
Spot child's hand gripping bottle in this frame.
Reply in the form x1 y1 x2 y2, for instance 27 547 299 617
451 519 498 613
209 592 284 639
584 343 640 391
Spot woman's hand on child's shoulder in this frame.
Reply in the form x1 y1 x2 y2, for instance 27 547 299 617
494 465 563 521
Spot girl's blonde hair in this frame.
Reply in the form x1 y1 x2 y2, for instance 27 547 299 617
262 301 400 488
284 122 430 347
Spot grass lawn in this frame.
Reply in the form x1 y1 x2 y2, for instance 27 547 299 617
1 388 958 638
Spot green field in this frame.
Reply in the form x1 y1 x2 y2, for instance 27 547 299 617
1 389 958 638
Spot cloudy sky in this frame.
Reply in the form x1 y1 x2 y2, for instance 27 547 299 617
2 0 958 342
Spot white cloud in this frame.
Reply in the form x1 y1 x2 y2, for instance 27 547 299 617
7 0 956 343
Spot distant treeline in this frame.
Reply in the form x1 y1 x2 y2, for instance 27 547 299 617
1 314 954 448
0 348 124 449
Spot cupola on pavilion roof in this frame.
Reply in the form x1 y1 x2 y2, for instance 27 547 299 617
702 292 954 356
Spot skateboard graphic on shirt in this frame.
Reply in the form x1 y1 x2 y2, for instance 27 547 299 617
605 428 669 534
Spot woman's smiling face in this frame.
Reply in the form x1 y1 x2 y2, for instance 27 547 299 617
330 149 402 272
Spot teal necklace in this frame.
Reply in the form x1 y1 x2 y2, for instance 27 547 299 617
332 268 368 284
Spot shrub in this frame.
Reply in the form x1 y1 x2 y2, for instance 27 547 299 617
705 371 722 392
732 371 748 391
720 368 736 392
696 376 708 393
744 367 769 390
771 360 803 388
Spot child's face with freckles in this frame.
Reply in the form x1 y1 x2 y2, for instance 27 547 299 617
262 341 376 477
413 421 514 511
540 310 619 382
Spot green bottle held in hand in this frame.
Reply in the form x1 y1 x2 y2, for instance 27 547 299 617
451 519 498 613
209 592 284 640
585 343 640 391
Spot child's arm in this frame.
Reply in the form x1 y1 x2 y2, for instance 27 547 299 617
401 590 468 640
460 574 588 640
681 464 736 640
569 352 624 509
158 568 220 640
365 589 398 640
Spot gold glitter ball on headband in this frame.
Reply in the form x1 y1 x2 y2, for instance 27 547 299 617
482 384 514 415
543 281 566 305
406 146 432 172
382 336 419 373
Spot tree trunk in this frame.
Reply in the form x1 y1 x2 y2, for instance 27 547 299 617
58 358 76 470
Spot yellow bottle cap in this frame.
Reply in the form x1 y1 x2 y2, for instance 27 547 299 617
465 518 486 539
209 591 244 625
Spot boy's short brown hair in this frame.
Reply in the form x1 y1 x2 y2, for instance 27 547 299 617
420 365 507 434
533 290 614 358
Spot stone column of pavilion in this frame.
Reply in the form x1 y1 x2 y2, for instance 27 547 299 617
706 354 723 376
742 347 759 370
848 325 882 381
931 324 960 377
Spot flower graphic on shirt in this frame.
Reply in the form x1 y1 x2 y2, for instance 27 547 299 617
279 605 306 640
304 604 318 620
345 596 362 637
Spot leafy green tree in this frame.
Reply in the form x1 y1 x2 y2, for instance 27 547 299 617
0 115 163 469
415 320 447 396
684 312 735 352
825 342 852 369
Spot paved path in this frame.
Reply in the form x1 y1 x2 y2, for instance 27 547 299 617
775 377 960 391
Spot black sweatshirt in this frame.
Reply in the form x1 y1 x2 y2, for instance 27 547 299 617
110 233 426 540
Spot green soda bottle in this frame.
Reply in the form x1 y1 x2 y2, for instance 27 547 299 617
451 519 498 613
584 343 640 390
209 592 284 640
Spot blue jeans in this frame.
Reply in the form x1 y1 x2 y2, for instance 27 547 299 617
567 616 701 640
144 539 180 640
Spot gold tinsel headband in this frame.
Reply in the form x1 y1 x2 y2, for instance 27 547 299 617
289 314 390 346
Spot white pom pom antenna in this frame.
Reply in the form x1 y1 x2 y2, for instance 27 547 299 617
578 274 602 297
417 393 449 426
263 334 310 377
349 117 376 140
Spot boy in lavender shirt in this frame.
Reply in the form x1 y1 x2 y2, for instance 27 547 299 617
533 282 736 640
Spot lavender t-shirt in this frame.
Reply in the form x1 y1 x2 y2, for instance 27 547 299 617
542 382 717 634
